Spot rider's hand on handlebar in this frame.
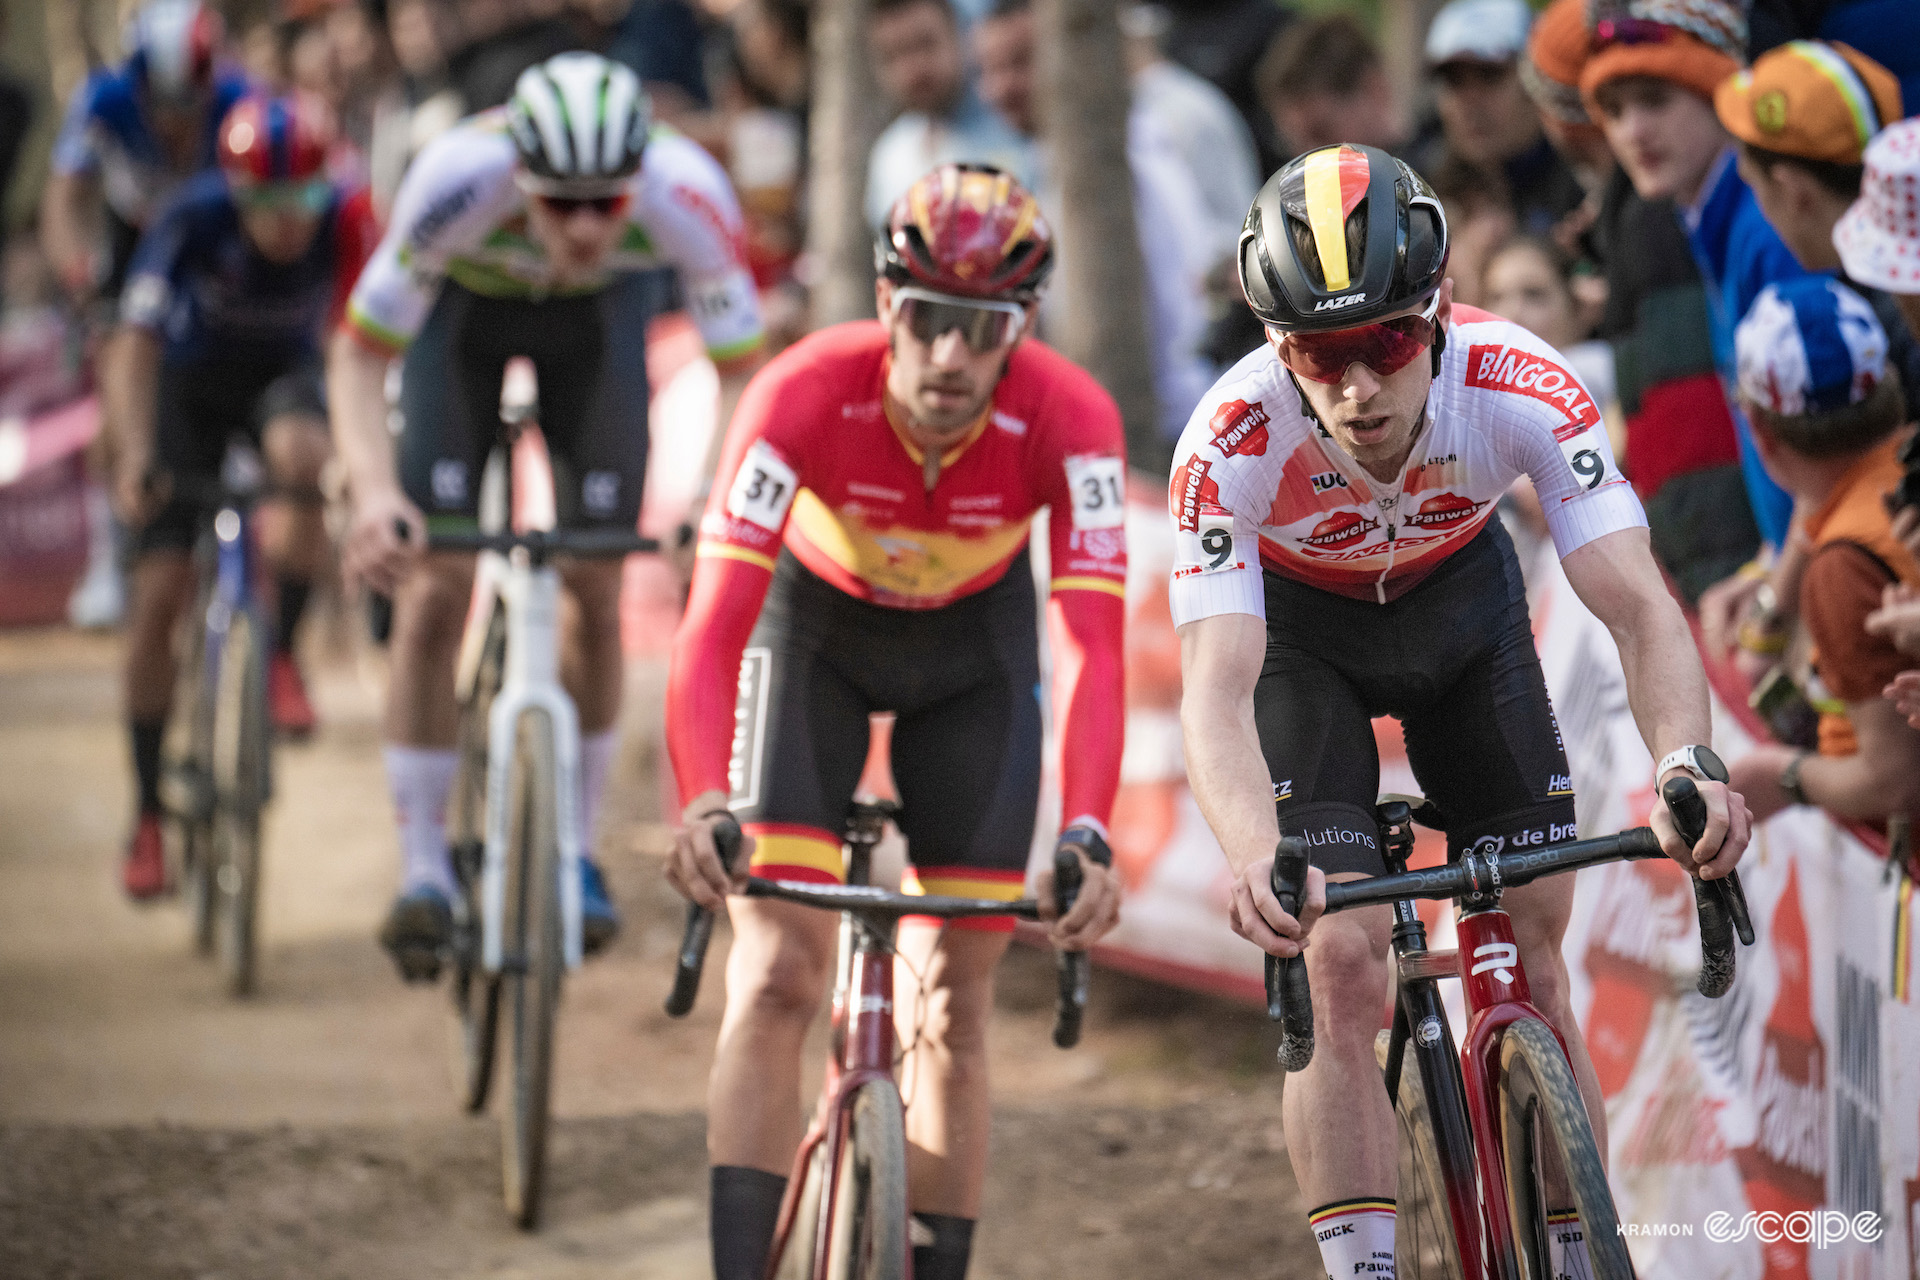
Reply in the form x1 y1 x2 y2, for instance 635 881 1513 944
1649 776 1751 880
345 486 424 596
1229 855 1326 958
1035 847 1122 951
667 790 753 912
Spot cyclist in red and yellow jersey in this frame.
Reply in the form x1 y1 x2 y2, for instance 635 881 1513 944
664 163 1126 1280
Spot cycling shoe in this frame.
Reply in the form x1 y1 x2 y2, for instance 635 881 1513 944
380 886 452 982
581 858 620 956
124 813 168 901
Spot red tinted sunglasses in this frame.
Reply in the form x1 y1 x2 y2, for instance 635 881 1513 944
1275 294 1440 384
535 192 631 217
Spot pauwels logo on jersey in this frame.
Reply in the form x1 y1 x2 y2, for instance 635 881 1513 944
1303 510 1379 549
1209 399 1270 458
1465 342 1616 498
1403 493 1488 529
1171 456 1222 531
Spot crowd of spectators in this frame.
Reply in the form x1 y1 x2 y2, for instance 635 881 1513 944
13 0 1920 840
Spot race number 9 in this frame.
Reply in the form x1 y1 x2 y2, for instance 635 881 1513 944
726 440 800 532
1570 448 1605 490
1064 454 1126 530
1174 505 1243 578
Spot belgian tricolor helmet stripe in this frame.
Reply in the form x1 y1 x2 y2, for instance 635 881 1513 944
1301 146 1374 293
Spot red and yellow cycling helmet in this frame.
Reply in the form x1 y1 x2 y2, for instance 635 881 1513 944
877 163 1055 302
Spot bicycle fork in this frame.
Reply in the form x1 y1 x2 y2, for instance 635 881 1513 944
480 557 586 973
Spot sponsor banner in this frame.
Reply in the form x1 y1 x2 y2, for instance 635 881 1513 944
1033 492 1919 1278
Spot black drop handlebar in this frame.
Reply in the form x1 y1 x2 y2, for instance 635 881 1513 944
422 526 659 560
663 813 1095 1049
1265 777 1755 1071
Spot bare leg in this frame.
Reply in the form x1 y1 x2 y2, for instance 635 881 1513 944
382 552 475 748
124 552 195 725
557 557 624 735
257 414 331 583
708 896 839 1171
893 923 1013 1217
1278 890 1400 1206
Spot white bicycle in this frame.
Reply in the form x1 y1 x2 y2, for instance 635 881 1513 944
427 378 655 1230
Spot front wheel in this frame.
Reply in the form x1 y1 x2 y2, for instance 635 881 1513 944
1376 1030 1466 1280
1498 1017 1634 1280
211 609 268 998
822 1080 910 1280
449 604 506 1113
500 710 562 1230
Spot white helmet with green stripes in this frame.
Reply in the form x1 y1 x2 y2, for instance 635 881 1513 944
508 52 651 195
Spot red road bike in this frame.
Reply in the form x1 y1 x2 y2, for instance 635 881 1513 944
1265 778 1752 1279
667 801 1090 1279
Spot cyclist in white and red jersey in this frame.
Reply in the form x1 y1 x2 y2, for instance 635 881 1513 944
1171 143 1754 1280
329 52 765 978
664 163 1125 1280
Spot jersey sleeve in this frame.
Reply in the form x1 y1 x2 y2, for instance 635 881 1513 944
117 184 200 332
342 126 509 353
1034 367 1129 832
637 134 764 363
49 77 104 177
1466 337 1647 560
1166 405 1267 626
327 186 383 333
664 351 815 804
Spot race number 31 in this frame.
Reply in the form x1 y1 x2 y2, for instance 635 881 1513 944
1065 454 1126 530
727 440 800 532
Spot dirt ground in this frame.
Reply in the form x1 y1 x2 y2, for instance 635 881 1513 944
0 625 1321 1280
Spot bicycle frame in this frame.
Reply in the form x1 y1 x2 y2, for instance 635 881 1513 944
1379 842 1576 1280
766 821 910 1277
197 491 270 801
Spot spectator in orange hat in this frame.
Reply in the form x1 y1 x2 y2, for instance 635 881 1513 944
1718 41 1919 393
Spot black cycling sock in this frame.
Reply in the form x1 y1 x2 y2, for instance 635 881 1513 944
274 576 312 656
910 1212 976 1280
131 719 166 816
711 1165 788 1280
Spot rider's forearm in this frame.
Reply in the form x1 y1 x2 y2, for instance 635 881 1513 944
39 176 94 289
1051 590 1125 831
1609 585 1713 772
1179 616 1280 875
102 327 160 464
326 328 401 498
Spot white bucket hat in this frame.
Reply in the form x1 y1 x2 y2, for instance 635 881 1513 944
1834 118 1920 294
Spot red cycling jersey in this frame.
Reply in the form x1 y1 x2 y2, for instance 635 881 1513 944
666 320 1128 832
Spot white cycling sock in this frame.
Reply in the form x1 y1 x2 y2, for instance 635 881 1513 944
1549 1209 1594 1280
1309 1198 1396 1279
386 745 459 897
579 728 618 861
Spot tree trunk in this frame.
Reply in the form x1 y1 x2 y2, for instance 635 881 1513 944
805 0 889 326
1036 0 1164 474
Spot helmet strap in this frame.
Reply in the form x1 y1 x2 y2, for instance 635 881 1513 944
1286 368 1333 439
1430 320 1447 377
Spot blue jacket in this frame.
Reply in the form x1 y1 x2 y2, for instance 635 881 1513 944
1688 151 1814 548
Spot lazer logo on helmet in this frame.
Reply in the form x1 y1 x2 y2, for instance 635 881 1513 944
1464 344 1599 437
1312 293 1369 312
1171 457 1221 532
1302 511 1378 549
1402 493 1487 529
1209 399 1270 457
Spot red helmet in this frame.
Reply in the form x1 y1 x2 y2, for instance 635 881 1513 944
877 163 1054 302
218 93 335 186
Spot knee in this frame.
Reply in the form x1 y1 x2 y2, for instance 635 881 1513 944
1303 918 1390 1038
915 973 996 1062
730 936 833 1029
562 563 623 629
394 559 474 649
261 415 330 489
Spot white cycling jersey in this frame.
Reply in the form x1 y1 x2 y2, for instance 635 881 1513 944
1167 306 1646 623
346 109 762 361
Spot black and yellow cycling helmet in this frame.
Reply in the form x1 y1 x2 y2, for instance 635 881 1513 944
1239 143 1449 333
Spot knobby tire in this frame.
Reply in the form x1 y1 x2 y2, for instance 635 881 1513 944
450 604 507 1113
212 608 267 998
823 1080 909 1280
1376 1030 1467 1280
501 710 562 1230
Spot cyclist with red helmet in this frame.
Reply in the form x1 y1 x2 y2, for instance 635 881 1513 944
43 0 253 308
664 162 1127 1280
107 93 379 898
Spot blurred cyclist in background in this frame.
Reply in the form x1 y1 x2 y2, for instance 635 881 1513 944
42 0 252 311
330 51 765 979
108 94 379 899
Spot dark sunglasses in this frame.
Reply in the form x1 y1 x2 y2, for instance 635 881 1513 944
535 192 631 218
1274 295 1440 384
893 288 1027 353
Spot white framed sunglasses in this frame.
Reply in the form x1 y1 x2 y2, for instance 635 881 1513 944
891 286 1028 353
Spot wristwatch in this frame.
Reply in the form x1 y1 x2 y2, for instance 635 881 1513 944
1656 745 1730 784
1780 750 1813 807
